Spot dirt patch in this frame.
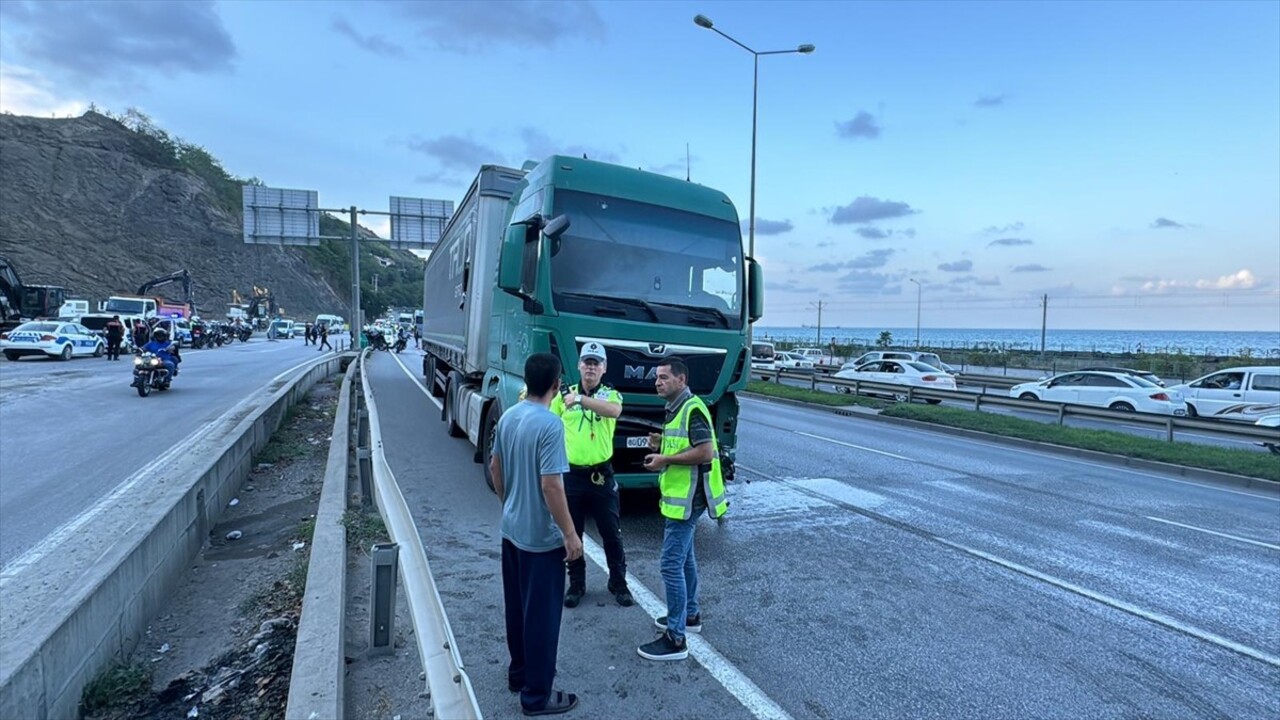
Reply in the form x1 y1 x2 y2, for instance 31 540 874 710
82 378 339 720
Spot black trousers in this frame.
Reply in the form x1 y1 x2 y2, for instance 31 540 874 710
503 539 566 711
565 467 627 590
106 338 122 360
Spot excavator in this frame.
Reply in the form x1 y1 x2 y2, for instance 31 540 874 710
137 269 195 318
244 286 278 330
1 255 68 331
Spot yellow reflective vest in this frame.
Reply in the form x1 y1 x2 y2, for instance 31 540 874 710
658 395 727 520
550 383 622 466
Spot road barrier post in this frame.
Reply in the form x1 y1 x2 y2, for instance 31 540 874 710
1057 404 1066 426
973 394 982 412
370 543 400 656
1166 418 1175 443
810 373 817 391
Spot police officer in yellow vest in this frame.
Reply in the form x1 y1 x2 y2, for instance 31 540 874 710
637 358 727 661
551 341 635 609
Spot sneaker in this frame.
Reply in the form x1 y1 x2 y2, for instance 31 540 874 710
564 586 585 609
638 630 688 661
652 614 701 633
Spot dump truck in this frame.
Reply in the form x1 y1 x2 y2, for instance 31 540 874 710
420 156 762 491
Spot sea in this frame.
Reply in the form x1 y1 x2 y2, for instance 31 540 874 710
754 326 1280 358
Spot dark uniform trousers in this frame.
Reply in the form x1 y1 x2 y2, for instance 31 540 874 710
503 539 566 711
565 464 627 591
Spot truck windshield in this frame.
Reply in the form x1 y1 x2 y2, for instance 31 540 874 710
549 190 743 329
105 298 147 314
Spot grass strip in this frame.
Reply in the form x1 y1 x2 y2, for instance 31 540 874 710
746 380 886 409
880 403 1279 482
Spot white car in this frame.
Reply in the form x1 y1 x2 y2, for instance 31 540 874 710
1169 366 1280 418
793 347 832 365
1010 371 1186 415
1 321 104 361
833 359 956 402
775 351 816 372
847 350 916 368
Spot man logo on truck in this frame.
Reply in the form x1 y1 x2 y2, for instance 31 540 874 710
625 365 660 381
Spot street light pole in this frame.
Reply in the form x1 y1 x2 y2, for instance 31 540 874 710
694 14 813 262
909 278 921 348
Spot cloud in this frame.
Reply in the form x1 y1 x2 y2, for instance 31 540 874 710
1150 217 1185 229
836 270 903 295
982 221 1024 235
815 241 834 248
938 259 973 272
392 0 605 53
520 127 618 164
1012 264 1051 273
407 134 501 171
766 279 819 294
830 197 919 225
950 275 1001 286
0 0 235 86
742 218 793 236
0 64 85 116
987 237 1033 247
974 94 1007 108
1138 269 1259 293
835 111 881 139
331 16 405 57
808 249 895 273
856 227 891 240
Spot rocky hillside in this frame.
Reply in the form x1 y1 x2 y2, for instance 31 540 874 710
0 111 422 321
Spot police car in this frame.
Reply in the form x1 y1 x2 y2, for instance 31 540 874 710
0 321 105 361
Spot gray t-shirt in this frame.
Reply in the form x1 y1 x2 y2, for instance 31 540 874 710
495 400 570 552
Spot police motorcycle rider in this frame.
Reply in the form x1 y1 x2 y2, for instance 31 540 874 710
552 342 634 608
139 327 182 379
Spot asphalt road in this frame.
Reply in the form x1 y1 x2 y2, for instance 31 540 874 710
765 373 1269 452
0 336 346 567
366 350 1279 720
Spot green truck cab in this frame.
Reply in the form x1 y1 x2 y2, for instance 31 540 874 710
421 155 762 491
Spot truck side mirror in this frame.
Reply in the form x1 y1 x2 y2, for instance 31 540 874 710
498 223 526 294
747 258 764 323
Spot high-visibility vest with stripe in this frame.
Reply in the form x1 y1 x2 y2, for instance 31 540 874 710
658 395 727 520
550 383 621 466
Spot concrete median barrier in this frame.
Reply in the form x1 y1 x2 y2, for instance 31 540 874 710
0 353 352 720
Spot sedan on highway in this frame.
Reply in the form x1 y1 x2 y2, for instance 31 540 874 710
833 360 956 402
775 351 816 372
1 321 104 361
1010 371 1186 415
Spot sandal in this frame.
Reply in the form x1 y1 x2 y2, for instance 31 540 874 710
522 689 579 716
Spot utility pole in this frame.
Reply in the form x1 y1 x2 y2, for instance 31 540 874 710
810 300 825 348
372 273 379 293
909 278 922 348
1040 294 1048 357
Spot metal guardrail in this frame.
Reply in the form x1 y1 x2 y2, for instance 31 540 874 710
753 368 1280 445
356 350 483 720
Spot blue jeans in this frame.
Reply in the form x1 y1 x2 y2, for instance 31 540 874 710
661 512 702 639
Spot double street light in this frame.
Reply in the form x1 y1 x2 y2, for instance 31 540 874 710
693 14 814 262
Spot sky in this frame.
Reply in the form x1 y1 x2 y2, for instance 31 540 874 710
1 0 1277 333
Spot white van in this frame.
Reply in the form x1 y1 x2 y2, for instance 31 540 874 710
751 341 777 371
57 299 90 320
1171 366 1280 418
314 314 345 335
793 347 830 365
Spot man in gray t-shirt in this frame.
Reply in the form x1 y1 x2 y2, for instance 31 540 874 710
490 352 582 716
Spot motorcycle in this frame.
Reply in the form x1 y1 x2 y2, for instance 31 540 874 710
237 325 253 343
131 351 173 397
393 333 407 353
190 323 207 349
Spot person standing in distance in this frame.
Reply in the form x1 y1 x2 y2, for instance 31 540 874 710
490 352 583 716
104 315 125 361
552 341 634 609
638 358 728 661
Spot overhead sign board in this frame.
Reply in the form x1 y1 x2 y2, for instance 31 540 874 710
242 186 321 246
388 196 453 250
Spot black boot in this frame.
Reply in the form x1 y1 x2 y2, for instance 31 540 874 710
564 585 585 609
608 580 634 607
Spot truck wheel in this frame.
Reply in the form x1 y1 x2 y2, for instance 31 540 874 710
481 407 500 494
444 375 466 438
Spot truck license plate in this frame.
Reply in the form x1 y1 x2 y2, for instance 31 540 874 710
626 436 650 449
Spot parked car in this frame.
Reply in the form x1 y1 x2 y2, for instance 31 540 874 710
1169 366 1280 418
1010 371 1186 415
793 347 835 366
775 351 816 372
908 351 958 374
1077 366 1164 387
268 319 295 340
1 321 104 360
833 359 956 402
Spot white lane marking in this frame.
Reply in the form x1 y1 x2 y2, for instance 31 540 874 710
581 537 793 720
1 352 334 583
735 462 1280 669
792 430 914 461
934 538 1280 669
741 398 1279 503
1145 516 1280 551
389 351 442 410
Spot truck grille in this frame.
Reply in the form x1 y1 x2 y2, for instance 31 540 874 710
599 347 724 395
